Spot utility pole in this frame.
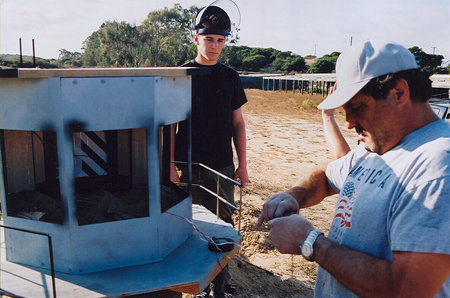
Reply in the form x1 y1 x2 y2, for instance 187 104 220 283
314 44 317 57
431 47 437 54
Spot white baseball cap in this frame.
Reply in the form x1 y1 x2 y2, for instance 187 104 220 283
317 40 418 110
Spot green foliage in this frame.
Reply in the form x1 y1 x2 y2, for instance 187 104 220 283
97 21 143 67
220 46 251 69
302 99 315 109
309 52 340 73
58 49 83 67
82 31 109 66
81 4 196 67
408 46 448 74
0 55 58 68
141 4 194 66
241 54 267 71
272 51 307 73
285 55 307 72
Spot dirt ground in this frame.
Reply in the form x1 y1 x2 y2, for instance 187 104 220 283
224 89 359 297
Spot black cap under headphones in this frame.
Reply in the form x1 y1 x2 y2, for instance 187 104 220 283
194 5 231 36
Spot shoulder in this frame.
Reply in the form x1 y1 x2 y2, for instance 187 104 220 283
181 60 196 67
217 62 240 77
404 120 450 160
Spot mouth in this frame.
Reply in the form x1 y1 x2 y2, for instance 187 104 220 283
355 125 367 140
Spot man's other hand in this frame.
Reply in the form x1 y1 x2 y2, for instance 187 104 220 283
268 214 313 254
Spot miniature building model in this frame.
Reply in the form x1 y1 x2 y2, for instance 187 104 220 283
0 68 197 274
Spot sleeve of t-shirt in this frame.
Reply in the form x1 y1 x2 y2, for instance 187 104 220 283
326 144 368 193
231 72 248 111
389 176 450 254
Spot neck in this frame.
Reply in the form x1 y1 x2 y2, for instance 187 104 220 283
400 101 439 137
195 54 218 66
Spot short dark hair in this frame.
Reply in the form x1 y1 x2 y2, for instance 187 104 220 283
360 69 432 103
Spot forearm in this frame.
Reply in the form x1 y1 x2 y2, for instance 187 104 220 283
286 162 335 208
232 120 247 168
313 236 449 297
322 113 350 159
314 236 398 296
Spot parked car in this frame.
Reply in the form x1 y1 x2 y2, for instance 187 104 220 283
429 98 450 121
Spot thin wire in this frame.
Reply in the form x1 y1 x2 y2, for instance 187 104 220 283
165 211 224 270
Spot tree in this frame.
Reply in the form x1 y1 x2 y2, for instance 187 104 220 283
408 46 447 74
241 54 268 71
287 56 307 72
95 21 142 67
79 4 246 68
270 51 307 73
220 45 251 69
58 49 83 67
82 31 108 66
141 4 197 66
309 52 340 73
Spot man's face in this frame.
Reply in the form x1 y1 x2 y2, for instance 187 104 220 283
343 90 403 155
195 34 226 64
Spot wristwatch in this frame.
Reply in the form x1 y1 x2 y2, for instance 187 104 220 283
301 229 324 261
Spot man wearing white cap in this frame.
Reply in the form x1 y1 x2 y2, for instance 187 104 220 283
257 40 449 297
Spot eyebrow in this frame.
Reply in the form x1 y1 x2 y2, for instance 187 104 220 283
205 36 226 41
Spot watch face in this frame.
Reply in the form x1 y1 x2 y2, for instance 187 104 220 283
302 244 313 258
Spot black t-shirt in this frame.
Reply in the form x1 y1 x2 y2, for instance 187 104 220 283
175 61 247 169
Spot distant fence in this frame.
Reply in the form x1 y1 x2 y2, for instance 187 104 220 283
240 74 336 97
240 73 450 98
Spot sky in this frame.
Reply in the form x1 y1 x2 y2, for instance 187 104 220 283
1 0 449 65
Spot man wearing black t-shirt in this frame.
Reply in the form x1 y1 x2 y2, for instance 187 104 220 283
173 4 248 297
174 5 248 226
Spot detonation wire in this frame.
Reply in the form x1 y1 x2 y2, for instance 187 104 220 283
165 211 241 270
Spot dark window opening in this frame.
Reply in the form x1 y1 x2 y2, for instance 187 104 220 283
1 130 64 224
74 128 149 225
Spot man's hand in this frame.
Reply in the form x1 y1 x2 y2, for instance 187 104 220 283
170 165 180 183
257 193 299 226
234 166 249 188
267 214 313 254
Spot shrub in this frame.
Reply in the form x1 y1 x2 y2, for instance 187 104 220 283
302 99 315 109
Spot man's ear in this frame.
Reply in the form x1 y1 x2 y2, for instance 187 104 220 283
393 79 410 105
194 34 200 45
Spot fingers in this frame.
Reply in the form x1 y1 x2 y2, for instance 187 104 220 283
235 176 248 188
273 200 298 218
256 205 269 226
234 169 249 188
267 215 308 255
257 193 299 226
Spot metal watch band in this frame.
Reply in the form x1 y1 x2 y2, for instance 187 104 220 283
301 229 324 261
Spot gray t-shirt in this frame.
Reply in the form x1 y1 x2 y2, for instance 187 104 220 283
315 120 450 297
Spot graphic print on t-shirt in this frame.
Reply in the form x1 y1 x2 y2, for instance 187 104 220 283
330 182 357 243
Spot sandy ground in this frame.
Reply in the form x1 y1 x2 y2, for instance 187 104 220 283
224 89 359 297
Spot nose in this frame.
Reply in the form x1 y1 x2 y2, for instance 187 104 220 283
345 112 358 130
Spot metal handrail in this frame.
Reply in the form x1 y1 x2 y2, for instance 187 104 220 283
0 224 56 297
172 161 243 233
